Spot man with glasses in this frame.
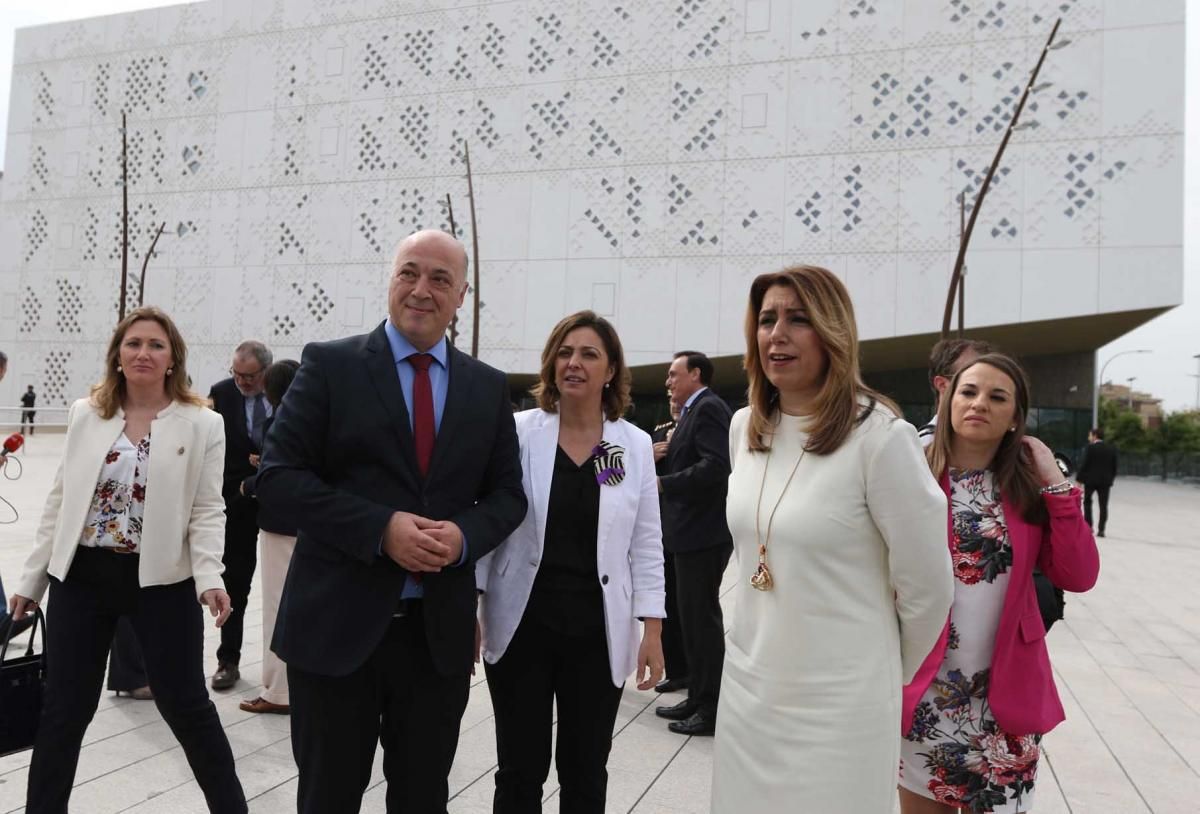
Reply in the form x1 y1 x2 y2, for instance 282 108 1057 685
208 340 273 689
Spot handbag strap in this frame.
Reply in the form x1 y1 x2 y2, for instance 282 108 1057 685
0 607 45 663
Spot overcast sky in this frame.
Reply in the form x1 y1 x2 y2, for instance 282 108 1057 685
2 1 1197 410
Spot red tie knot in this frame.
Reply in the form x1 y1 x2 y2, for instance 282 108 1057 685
409 353 434 373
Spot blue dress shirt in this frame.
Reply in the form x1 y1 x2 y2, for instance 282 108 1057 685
242 392 273 437
384 320 449 433
382 320 465 598
680 386 708 420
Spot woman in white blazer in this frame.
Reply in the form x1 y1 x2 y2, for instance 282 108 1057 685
477 310 666 814
8 307 247 814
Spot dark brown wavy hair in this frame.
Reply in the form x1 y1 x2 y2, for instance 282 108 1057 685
531 310 632 421
926 352 1047 525
743 266 897 454
91 307 207 419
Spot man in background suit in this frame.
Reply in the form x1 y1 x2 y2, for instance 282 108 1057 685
655 351 733 736
918 338 996 446
256 229 527 813
1076 427 1118 537
208 339 273 690
651 402 688 694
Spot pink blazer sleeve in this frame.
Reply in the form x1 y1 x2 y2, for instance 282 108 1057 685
1036 490 1100 593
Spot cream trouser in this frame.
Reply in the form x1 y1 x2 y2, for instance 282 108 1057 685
259 530 297 705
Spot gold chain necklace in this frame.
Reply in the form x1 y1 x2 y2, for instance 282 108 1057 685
751 436 807 591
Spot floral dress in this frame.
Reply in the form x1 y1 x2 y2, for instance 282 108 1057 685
79 433 150 552
900 468 1040 813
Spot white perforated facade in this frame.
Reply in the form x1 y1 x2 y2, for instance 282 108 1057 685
0 0 1185 405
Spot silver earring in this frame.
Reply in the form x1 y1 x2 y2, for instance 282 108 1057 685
604 382 610 389
116 365 123 373
166 368 174 376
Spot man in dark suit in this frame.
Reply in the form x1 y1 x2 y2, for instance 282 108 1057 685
208 339 274 689
654 351 732 736
651 402 688 694
256 229 527 813
1076 427 1118 537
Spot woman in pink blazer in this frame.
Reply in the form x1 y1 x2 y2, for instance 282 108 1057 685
900 353 1099 814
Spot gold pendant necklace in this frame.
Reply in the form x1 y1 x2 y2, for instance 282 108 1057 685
752 439 807 591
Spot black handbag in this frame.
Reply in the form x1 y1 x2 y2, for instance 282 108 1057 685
1032 568 1065 632
0 608 46 756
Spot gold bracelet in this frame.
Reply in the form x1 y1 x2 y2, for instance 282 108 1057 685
1040 480 1073 495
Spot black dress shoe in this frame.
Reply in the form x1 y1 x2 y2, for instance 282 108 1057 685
211 662 240 690
655 698 698 720
655 677 688 693
668 711 716 736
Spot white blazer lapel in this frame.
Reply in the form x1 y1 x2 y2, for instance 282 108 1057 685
529 411 560 556
145 410 185 496
596 418 626 562
76 410 125 487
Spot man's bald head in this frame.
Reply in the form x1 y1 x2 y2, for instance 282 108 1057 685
387 229 470 351
392 230 469 287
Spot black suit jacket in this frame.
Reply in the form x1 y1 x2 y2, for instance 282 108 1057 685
208 377 261 502
651 420 675 478
242 417 295 537
659 389 733 554
1076 440 1118 488
256 322 527 678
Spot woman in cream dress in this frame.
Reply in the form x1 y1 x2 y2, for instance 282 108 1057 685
712 267 954 813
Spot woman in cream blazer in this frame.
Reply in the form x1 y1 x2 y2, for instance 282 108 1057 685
15 397 227 601
8 307 246 814
477 311 665 814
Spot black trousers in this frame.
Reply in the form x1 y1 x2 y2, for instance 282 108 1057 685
661 551 689 681
105 616 148 691
20 410 35 434
484 616 624 814
27 547 246 814
217 494 259 666
288 606 470 814
674 544 732 717
1083 485 1111 534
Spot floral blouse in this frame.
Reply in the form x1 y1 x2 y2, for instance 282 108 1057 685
79 433 150 552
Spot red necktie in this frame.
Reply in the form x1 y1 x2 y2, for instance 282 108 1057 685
408 353 435 477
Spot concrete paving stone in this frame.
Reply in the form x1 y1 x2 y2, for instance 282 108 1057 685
61 747 197 813
1081 638 1152 669
1032 754 1073 814
1143 622 1199 647
1170 642 1200 673
447 717 499 795
1136 652 1200 689
448 774 495 811
1065 617 1123 644
627 735 712 814
3 439 1199 812
1102 664 1200 758
247 781 300 814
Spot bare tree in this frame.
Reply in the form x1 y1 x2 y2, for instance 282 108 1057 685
464 142 482 359
118 111 130 321
446 193 460 347
137 222 167 308
941 18 1063 337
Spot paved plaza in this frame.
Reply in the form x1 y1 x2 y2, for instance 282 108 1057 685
1 432 1198 813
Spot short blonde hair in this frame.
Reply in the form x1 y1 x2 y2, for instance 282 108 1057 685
531 311 632 421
